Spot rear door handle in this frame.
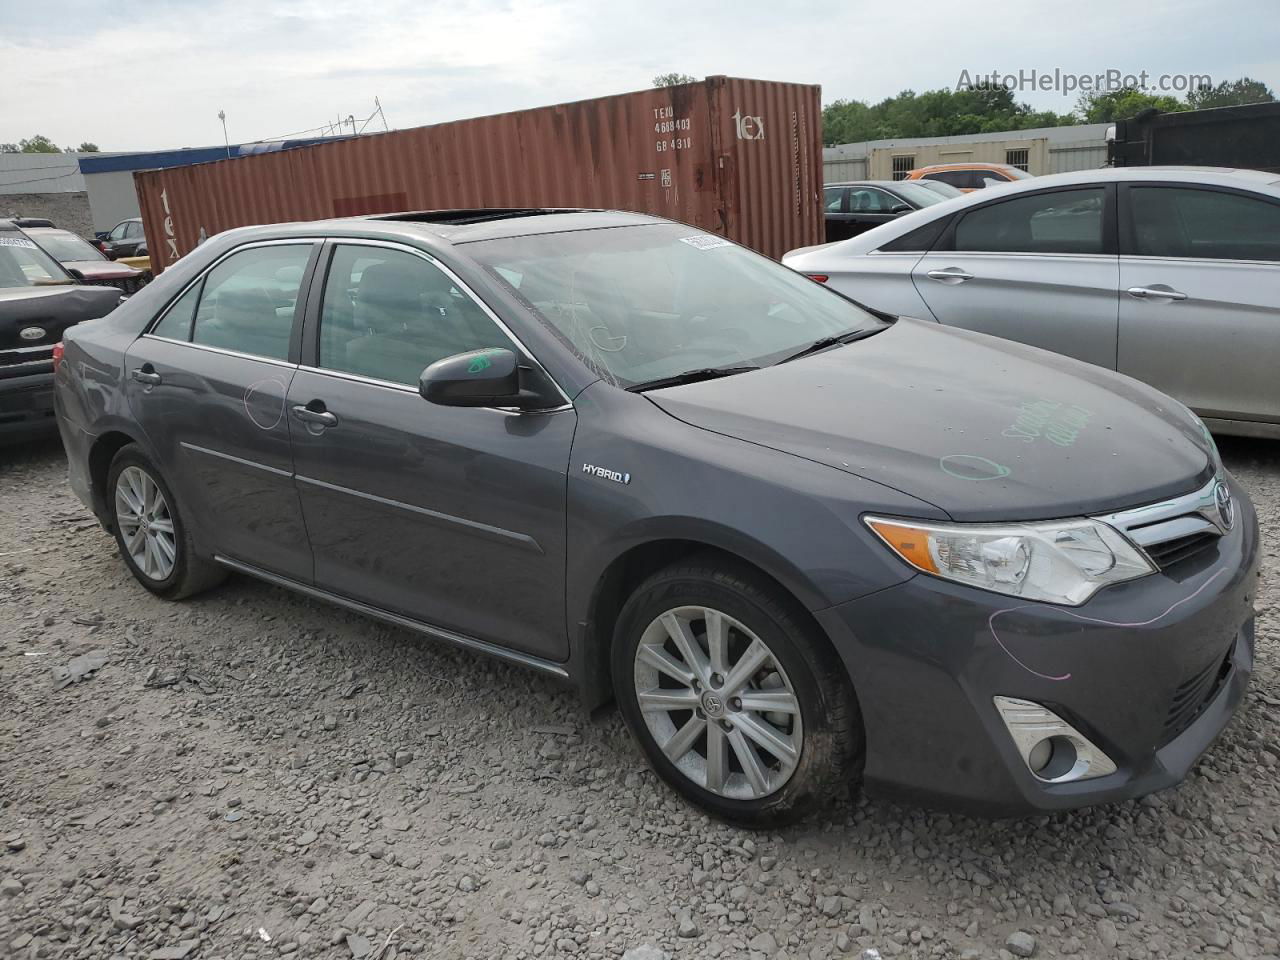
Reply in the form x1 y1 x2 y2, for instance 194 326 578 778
291 404 338 428
131 368 161 385
1127 285 1188 301
926 268 974 284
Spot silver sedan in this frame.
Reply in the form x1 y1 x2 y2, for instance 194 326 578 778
785 167 1280 438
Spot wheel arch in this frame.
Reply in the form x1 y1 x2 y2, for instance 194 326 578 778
573 526 838 711
87 427 152 530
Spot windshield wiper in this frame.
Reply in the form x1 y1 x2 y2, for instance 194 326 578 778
778 325 888 364
626 365 760 393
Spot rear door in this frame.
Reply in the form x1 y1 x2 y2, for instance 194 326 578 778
910 184 1120 369
286 240 576 661
1117 183 1280 426
124 240 319 580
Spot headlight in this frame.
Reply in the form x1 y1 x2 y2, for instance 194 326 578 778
865 516 1154 605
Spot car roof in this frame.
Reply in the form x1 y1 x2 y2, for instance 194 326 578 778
21 226 80 239
212 208 672 249
912 162 1021 172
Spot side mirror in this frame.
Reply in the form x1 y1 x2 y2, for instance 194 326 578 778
419 347 544 409
67 267 86 282
890 203 912 214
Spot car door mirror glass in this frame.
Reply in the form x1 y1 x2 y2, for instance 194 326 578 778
419 347 525 407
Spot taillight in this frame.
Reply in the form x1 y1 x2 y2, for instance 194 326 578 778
52 342 64 374
807 274 829 284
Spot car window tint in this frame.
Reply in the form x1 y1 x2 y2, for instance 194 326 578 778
847 188 898 213
151 282 202 340
318 245 515 387
923 171 968 188
125 222 143 239
189 244 311 361
1130 187 1280 261
954 188 1105 255
879 217 948 253
823 187 844 213
110 222 130 240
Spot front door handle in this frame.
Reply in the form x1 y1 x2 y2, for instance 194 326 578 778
1127 285 1188 301
926 268 974 284
131 368 161 386
291 404 338 428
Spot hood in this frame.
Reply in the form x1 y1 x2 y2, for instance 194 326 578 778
0 284 122 350
66 260 140 279
647 320 1214 522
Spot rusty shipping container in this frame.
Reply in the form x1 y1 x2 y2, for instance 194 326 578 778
136 76 822 273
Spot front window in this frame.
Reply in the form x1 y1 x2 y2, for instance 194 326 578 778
318 244 516 386
29 231 107 263
823 187 845 212
0 236 72 288
469 224 884 389
953 188 1106 255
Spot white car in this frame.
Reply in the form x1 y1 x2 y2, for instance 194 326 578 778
784 167 1280 438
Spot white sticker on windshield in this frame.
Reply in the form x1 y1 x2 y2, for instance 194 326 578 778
679 234 732 250
0 237 37 248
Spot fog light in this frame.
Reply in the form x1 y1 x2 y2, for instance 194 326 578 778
993 697 1117 784
1027 737 1053 773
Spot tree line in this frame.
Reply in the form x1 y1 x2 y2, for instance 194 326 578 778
822 77 1274 146
0 135 100 154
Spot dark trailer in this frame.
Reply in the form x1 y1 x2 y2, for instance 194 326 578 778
1108 101 1280 173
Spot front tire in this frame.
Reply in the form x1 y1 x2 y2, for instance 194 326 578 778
612 556 862 827
107 445 225 600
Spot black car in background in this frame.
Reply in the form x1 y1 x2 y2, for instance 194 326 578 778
96 218 147 260
823 179 961 241
1 220 121 441
22 225 148 294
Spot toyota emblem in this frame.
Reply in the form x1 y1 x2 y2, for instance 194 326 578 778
19 326 45 341
1214 480 1235 531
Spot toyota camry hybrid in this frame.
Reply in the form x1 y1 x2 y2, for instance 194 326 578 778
54 209 1258 825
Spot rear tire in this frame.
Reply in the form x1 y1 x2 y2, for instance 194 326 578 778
612 555 862 827
107 445 225 600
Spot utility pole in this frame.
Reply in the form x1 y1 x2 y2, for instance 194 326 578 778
218 110 230 158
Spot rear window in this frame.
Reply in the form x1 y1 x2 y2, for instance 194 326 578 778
0 235 72 288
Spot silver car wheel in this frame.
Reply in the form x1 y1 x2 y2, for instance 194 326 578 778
114 466 177 582
633 605 803 800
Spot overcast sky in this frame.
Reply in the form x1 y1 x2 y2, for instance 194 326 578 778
3 0 1278 151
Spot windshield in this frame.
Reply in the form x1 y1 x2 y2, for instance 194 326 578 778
30 230 106 263
0 236 73 288
469 223 883 388
1003 167 1035 180
890 182 951 207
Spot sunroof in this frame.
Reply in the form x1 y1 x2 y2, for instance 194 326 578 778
371 209 587 226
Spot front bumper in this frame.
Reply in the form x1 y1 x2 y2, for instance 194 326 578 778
0 370 57 441
817 476 1260 816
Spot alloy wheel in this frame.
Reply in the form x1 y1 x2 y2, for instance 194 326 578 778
114 466 177 581
632 605 803 800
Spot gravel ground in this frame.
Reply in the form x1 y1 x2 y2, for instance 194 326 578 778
1 436 1278 960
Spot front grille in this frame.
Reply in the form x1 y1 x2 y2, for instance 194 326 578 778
1 344 53 367
84 276 142 294
1162 648 1232 744
1143 531 1219 569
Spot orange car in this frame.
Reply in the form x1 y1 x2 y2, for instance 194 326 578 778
903 162 1034 192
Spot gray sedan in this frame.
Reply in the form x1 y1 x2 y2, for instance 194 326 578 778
785 167 1280 438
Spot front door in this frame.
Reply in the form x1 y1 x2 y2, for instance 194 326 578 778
911 185 1120 370
1117 183 1280 426
286 241 576 660
125 241 318 581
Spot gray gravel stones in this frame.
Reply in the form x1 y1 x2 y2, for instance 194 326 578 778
1 437 1279 959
